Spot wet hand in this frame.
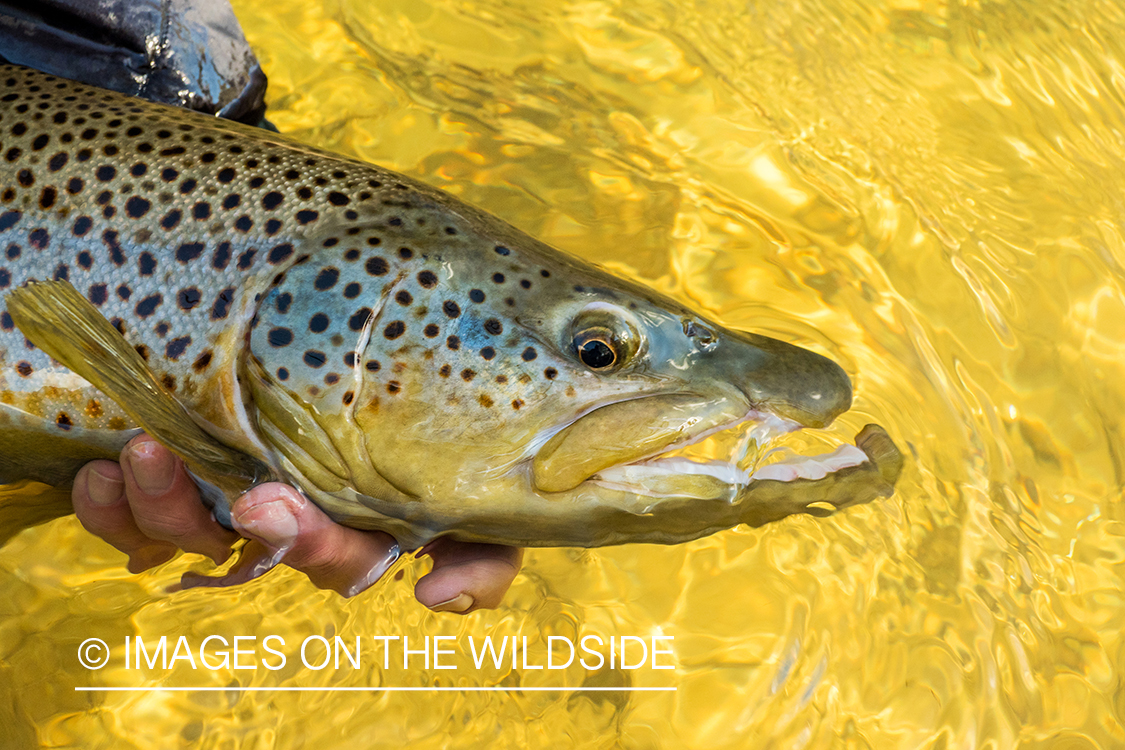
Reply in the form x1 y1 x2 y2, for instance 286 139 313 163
70 434 523 613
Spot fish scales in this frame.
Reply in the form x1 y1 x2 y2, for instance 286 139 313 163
0 64 902 549
0 65 556 474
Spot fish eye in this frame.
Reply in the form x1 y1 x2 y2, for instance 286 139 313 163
574 328 618 370
569 303 641 372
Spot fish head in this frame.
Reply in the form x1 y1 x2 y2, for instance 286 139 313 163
243 203 853 544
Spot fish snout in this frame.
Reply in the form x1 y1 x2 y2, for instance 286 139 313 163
722 332 853 429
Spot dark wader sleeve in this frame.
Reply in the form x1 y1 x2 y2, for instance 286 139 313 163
0 0 268 124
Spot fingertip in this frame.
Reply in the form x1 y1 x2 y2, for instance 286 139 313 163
415 541 524 614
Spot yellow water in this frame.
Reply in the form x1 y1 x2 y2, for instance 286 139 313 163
1 0 1124 747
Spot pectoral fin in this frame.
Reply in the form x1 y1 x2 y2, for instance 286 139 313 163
7 280 272 496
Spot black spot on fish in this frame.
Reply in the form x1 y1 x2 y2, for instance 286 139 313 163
541 270 551 278
384 321 405 339
328 191 349 206
309 313 329 333
103 231 125 265
212 242 232 270
95 165 115 181
28 228 49 250
395 290 413 306
461 369 475 382
343 282 361 299
138 252 156 276
268 243 293 264
544 367 557 379
235 215 253 232
178 288 201 310
48 152 68 171
0 212 21 231
418 271 438 288
520 279 532 289
165 336 191 360
193 202 211 220
116 285 131 300
262 192 283 210
469 289 485 303
88 284 107 305
0 310 10 326
447 335 461 350
484 319 503 335
217 168 235 183
238 249 257 269
210 287 234 320
315 268 339 290
303 350 326 368
161 168 178 182
16 361 32 377
193 350 213 372
365 257 388 276
398 247 413 260
365 360 381 372
264 219 282 235
522 347 538 361
222 194 240 209
135 294 162 318
439 364 451 378
296 210 318 224
424 324 439 337
349 308 372 331
480 346 496 360
39 187 56 209
276 292 292 314
443 301 461 318
31 134 48 151
492 273 505 284
77 251 92 269
67 177 83 193
130 163 147 177
268 327 293 347
495 246 510 256
56 413 72 431
125 196 150 218
386 381 401 395
277 367 289 381
179 178 197 194
176 242 204 263
342 391 354 405
161 209 182 229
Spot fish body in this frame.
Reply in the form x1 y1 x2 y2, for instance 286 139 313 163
0 65 901 549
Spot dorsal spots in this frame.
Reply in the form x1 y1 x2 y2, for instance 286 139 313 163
492 273 505 284
48 152 68 171
103 231 125 265
395 290 413 306
237 249 257 269
117 285 131 300
223 194 240 209
268 243 293 264
309 313 329 333
544 367 558 379
349 308 372 331
95 165 115 181
296 210 318 224
179 178 197 194
16 361 32 377
303 350 326 368
176 242 204 263
39 187 56 209
56 412 73 430
88 284 107 305
469 289 485 303
165 336 191 360
262 191 283 210
418 270 438 288
447 335 461 350
66 177 83 193
276 292 292 314
495 246 510 256
343 282 361 299
520 279 532 289
28 228 50 250
398 247 413 260
522 347 538 361
268 327 293 347
277 367 289 381
161 209 182 229
77 251 92 269
384 321 405 339
135 294 162 318
211 287 234 320
193 350 213 372
366 257 388 276
480 346 495 360
461 369 475 382
439 364 451 377
479 395 494 408
130 163 147 177
0 211 20 231
328 191 349 206
314 268 339 290
234 215 253 232
443 301 460 318
424 324 439 337
212 242 232 270
386 381 401 395
365 360 381 372
178 288 201 310
138 252 156 276
125 196 151 218
193 202 211 220
484 319 503 335
17 170 33 187
264 219 282 235
217 168 235 183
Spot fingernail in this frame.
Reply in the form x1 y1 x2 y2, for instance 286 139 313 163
233 497 299 550
86 467 124 506
126 441 176 495
128 545 175 573
344 544 400 598
429 593 474 614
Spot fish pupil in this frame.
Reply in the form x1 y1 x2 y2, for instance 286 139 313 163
578 339 615 369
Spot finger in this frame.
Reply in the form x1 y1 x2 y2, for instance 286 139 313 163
230 483 400 597
414 538 524 614
72 461 178 573
119 434 238 565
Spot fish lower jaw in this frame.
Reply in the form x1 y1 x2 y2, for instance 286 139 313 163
591 443 869 499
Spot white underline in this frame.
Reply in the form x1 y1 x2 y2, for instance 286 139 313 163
75 686 676 692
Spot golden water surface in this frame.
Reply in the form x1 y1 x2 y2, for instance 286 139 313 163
2 0 1124 747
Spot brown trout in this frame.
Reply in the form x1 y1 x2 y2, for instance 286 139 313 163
0 65 902 550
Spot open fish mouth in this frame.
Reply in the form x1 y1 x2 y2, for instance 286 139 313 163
528 395 873 500
590 410 871 500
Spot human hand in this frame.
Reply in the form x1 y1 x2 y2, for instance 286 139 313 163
70 434 523 613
